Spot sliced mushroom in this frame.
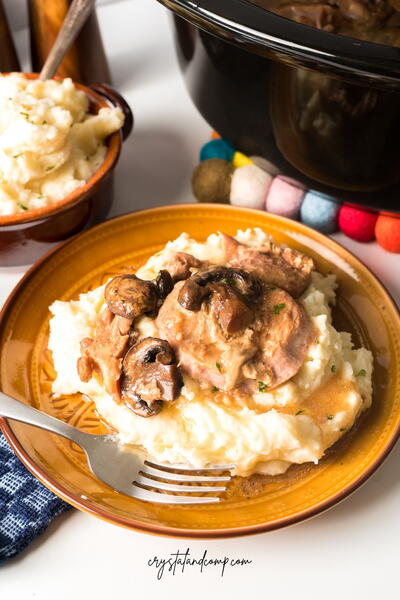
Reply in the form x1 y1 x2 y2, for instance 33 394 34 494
104 269 173 320
105 274 158 319
120 337 183 417
208 283 254 335
178 266 262 311
155 270 173 300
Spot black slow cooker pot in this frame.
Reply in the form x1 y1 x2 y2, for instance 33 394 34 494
157 0 400 212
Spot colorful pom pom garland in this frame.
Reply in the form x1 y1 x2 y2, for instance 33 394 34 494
193 134 400 253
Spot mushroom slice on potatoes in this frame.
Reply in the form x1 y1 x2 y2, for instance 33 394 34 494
104 270 173 320
178 266 262 335
120 337 183 417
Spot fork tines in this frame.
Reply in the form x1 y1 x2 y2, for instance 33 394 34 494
132 460 235 504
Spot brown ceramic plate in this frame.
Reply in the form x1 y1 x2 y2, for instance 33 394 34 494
1 204 399 537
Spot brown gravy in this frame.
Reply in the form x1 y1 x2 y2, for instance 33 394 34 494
210 371 358 423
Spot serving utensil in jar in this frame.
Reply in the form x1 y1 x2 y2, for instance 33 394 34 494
39 0 96 80
29 0 111 84
0 392 234 504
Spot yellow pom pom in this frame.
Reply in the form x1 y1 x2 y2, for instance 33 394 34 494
232 151 253 168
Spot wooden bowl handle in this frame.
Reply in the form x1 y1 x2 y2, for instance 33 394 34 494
89 82 133 141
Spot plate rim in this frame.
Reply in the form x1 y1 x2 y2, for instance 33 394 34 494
1 202 399 538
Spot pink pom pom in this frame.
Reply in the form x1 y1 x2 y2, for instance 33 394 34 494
265 176 305 220
338 205 378 242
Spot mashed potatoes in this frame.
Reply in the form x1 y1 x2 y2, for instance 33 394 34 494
48 229 373 476
0 74 124 215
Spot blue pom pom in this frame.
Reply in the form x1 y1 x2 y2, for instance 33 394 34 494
300 191 339 234
200 139 235 162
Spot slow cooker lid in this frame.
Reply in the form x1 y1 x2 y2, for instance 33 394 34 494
159 0 400 85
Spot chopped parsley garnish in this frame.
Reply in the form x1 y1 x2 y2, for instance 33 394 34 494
13 153 21 158
17 203 28 211
211 386 218 393
327 414 334 420
20 111 35 124
331 365 337 373
357 369 367 377
221 277 235 286
272 303 286 315
295 409 305 415
340 427 348 432
42 120 48 125
46 165 55 171
258 381 268 392
216 362 222 373
267 286 277 291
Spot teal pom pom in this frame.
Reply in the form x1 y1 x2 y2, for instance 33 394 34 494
200 139 235 162
300 191 339 234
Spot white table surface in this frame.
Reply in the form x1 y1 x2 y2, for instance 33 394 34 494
1 0 400 597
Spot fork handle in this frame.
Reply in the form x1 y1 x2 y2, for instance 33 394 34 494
0 391 88 446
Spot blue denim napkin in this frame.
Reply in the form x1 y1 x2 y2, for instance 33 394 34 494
0 431 71 563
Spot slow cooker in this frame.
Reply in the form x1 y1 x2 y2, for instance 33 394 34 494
158 0 400 212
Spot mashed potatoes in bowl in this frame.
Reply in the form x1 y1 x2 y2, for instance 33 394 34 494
48 228 373 478
0 73 124 216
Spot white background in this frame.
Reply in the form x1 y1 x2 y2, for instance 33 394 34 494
1 0 400 597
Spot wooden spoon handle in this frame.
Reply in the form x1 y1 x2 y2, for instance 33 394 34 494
0 0 20 71
29 0 111 84
39 0 96 80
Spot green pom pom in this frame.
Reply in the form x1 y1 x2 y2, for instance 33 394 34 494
192 158 233 204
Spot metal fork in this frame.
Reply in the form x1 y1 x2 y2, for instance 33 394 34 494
0 392 234 504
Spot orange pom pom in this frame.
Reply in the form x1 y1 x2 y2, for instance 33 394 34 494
375 214 400 253
211 131 221 140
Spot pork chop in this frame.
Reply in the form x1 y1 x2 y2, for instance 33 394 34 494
222 233 314 297
156 280 314 392
158 251 203 282
77 307 134 402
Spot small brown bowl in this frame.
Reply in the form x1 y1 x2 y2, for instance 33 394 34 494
0 73 133 268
